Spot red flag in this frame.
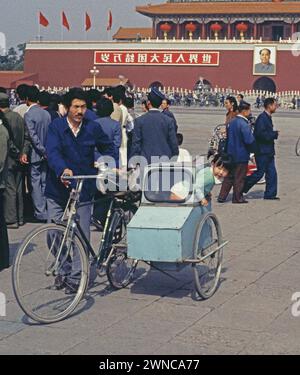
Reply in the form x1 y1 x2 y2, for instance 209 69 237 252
62 11 70 31
85 12 91 31
39 12 49 27
107 10 112 31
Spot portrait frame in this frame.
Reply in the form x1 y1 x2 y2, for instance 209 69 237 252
253 45 277 76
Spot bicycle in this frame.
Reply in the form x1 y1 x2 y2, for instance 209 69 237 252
12 171 140 324
296 136 300 156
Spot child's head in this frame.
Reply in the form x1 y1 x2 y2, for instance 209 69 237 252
211 154 232 179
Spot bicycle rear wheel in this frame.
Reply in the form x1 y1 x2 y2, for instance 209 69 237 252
12 224 89 324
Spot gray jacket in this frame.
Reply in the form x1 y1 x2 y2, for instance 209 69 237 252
24 104 51 163
0 121 9 189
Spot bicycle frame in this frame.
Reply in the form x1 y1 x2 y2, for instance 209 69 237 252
50 174 136 275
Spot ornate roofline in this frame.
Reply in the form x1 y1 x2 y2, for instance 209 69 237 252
136 2 300 16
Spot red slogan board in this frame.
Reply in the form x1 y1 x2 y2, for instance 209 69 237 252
94 50 220 66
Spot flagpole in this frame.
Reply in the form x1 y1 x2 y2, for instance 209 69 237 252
84 13 87 41
38 11 41 41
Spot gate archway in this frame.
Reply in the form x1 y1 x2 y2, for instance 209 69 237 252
253 77 276 93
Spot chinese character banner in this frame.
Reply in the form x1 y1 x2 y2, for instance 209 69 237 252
94 50 220 66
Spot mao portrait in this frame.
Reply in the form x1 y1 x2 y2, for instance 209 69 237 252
253 46 276 75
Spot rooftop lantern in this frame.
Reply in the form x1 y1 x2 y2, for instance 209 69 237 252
210 22 222 40
160 22 172 40
236 22 248 41
185 22 197 40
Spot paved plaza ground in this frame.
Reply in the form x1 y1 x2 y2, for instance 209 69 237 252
0 107 300 355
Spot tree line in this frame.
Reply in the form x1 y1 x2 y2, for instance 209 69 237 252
0 44 26 71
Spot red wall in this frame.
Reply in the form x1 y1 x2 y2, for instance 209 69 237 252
24 49 300 92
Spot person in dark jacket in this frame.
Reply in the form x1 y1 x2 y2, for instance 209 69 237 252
45 89 114 294
161 98 178 133
0 112 10 271
38 91 60 122
0 93 31 228
218 101 255 204
130 88 179 166
243 97 279 200
94 97 121 166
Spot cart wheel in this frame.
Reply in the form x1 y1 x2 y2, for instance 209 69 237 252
106 247 138 289
193 212 224 300
296 137 300 156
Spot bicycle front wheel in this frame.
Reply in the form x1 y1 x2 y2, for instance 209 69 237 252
12 224 89 324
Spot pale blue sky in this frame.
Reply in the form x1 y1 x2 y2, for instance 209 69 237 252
0 0 165 47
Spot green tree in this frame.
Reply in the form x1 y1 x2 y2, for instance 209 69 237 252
0 44 26 71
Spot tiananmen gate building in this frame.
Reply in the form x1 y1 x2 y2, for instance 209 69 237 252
19 1 300 92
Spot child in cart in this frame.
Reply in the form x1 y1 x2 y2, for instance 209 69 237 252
170 154 233 206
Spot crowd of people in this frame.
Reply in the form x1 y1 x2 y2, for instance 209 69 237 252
0 83 280 281
216 95 279 204
6 85 300 110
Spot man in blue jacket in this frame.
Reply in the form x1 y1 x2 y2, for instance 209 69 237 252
218 101 255 204
45 88 114 294
243 98 279 200
130 88 179 165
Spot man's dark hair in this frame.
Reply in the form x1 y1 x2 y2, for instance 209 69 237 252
16 84 29 100
86 89 102 107
51 93 62 104
212 153 233 173
0 87 7 94
125 96 134 109
48 94 62 112
237 94 244 100
163 98 171 106
260 48 271 55
238 100 251 112
112 89 122 105
113 86 126 104
96 97 114 118
103 87 113 98
225 96 238 112
176 133 183 146
63 88 87 109
147 93 162 108
264 97 276 109
38 91 51 107
26 86 40 103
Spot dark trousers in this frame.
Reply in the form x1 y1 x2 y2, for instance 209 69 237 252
243 154 277 198
3 166 23 224
0 190 10 271
218 163 248 203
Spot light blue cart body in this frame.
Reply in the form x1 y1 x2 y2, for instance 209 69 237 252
127 161 212 266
